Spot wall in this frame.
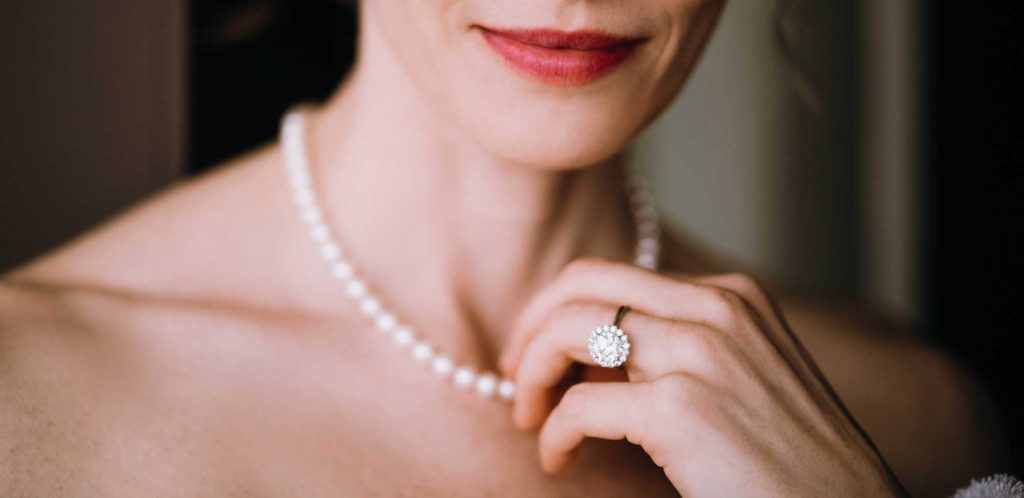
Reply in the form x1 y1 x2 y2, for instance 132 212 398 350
634 0 921 322
0 0 186 270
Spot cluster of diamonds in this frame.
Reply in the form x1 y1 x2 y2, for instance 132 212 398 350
588 325 631 368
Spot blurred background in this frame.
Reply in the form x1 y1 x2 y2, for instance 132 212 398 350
1 0 1020 475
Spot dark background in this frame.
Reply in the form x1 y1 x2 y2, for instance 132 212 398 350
190 0 355 172
924 2 1024 474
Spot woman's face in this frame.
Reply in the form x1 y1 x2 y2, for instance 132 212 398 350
362 0 726 169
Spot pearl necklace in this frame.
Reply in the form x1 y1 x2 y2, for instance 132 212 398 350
279 107 661 403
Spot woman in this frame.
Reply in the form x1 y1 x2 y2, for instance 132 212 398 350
0 1 1006 496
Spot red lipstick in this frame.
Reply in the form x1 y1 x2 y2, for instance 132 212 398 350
476 26 645 87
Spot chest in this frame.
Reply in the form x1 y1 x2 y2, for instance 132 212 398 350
198 362 679 497
68 312 681 497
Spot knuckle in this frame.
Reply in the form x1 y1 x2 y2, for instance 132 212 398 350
718 286 747 309
708 329 745 364
562 382 593 403
723 272 763 298
699 286 745 327
651 374 720 429
550 299 599 326
557 383 595 419
687 323 718 351
561 256 607 278
680 326 722 369
672 323 747 381
652 374 702 413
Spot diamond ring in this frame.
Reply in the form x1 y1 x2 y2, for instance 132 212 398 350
588 305 631 368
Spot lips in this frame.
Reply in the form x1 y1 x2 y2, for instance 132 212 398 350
476 26 646 87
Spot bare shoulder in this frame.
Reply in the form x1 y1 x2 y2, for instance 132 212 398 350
0 146 286 495
0 276 313 496
0 141 385 495
0 280 121 495
5 143 289 302
0 280 195 495
775 293 1008 496
0 142 283 491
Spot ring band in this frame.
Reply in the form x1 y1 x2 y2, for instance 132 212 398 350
613 305 630 327
588 305 631 368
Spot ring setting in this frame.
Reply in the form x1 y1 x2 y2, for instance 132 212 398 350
588 306 631 368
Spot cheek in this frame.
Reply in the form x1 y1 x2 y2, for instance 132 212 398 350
366 0 457 82
635 0 724 131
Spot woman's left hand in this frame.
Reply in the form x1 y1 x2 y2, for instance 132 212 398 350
499 257 907 497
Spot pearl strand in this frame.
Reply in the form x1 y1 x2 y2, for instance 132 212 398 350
279 107 661 402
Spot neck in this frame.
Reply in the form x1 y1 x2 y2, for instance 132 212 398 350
301 12 638 369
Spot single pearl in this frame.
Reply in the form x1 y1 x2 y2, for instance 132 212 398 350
331 261 354 280
309 223 330 243
453 367 476 389
637 254 657 269
294 188 315 207
639 237 659 252
284 156 303 174
630 190 653 207
320 242 340 261
359 297 381 316
283 141 302 161
412 342 433 362
432 356 453 376
498 379 516 401
301 205 322 225
345 279 367 298
375 313 396 332
392 328 414 347
635 204 657 220
625 170 648 190
638 221 660 238
288 171 310 190
475 373 497 398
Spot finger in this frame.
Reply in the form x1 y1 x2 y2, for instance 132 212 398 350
537 380 650 474
500 257 736 378
513 301 720 431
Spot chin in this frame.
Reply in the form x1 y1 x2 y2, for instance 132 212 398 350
467 114 638 170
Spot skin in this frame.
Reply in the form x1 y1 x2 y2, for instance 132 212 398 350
0 0 1008 496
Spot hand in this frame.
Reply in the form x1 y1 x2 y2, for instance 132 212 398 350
499 257 908 497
